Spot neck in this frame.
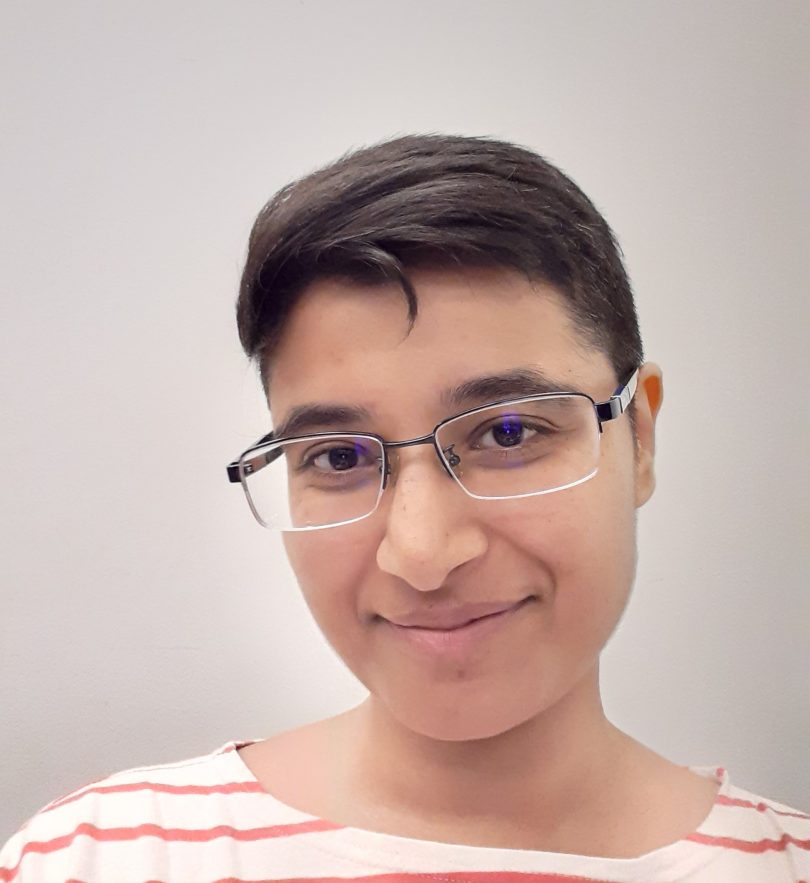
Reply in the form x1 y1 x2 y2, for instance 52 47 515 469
336 665 632 835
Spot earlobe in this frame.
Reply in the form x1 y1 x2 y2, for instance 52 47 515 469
633 363 664 508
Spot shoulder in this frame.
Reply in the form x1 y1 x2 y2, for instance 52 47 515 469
709 773 810 836
0 741 250 882
689 769 810 877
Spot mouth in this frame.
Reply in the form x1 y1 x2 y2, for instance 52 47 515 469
381 596 535 630
381 597 534 657
421 603 524 631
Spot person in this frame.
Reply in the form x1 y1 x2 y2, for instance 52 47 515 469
2 134 807 881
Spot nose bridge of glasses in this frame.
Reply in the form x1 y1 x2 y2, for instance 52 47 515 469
382 432 456 487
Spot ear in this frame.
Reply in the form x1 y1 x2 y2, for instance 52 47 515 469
632 362 664 508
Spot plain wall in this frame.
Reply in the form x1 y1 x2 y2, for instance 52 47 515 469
1 0 808 841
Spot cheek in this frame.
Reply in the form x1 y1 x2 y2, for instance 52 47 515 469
491 463 637 638
282 529 373 635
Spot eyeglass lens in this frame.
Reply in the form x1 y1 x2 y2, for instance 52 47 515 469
240 395 599 530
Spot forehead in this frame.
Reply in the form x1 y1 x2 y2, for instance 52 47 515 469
267 267 612 430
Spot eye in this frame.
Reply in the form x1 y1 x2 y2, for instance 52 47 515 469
475 416 552 449
302 441 379 473
485 416 528 448
314 446 357 472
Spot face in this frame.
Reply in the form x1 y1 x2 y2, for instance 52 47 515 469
268 266 661 742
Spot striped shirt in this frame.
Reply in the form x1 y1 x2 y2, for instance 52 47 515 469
2 739 808 881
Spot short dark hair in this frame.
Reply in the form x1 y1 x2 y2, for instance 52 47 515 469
236 133 643 395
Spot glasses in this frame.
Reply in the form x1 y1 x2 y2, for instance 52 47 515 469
227 369 639 531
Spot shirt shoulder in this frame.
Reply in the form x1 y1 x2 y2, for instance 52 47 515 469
4 751 809 883
0 741 273 882
684 769 810 880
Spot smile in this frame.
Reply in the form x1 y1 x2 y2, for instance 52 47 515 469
382 598 532 658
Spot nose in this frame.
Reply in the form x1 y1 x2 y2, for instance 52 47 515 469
375 448 488 591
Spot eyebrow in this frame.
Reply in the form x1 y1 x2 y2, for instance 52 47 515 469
272 367 588 439
442 368 588 410
273 404 374 440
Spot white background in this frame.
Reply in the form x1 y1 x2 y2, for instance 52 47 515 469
1 0 808 842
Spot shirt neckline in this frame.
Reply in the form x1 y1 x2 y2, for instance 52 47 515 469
218 738 728 878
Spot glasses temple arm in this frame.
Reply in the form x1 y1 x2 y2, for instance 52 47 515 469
594 367 640 422
226 430 279 483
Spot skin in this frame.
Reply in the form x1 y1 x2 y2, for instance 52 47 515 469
239 266 716 855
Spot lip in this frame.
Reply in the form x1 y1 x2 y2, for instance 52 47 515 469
385 599 531 630
382 598 532 658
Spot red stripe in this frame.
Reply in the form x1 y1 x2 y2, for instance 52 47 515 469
45 780 266 813
208 875 617 883
48 877 619 883
715 794 810 820
87 876 618 883
39 752 240 814
687 830 810 853
0 819 343 882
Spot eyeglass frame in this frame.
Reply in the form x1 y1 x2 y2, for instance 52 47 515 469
226 367 640 529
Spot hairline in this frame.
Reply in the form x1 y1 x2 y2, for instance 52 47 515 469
258 264 614 401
